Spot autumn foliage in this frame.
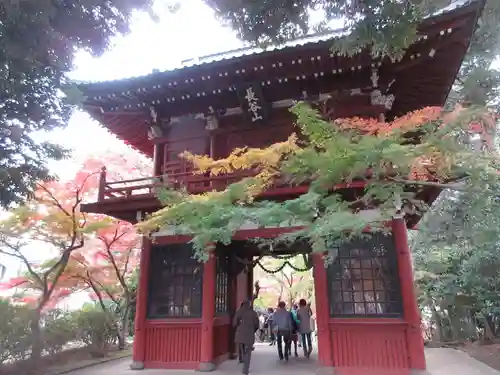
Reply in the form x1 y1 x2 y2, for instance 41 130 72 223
137 102 499 257
0 153 146 361
183 104 496 184
0 178 92 309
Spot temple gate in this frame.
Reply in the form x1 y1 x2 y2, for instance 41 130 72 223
78 1 484 372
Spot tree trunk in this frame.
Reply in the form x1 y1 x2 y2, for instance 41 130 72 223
464 311 477 339
30 310 43 366
431 305 443 342
447 306 461 341
122 302 131 338
116 329 126 350
484 316 495 340
117 297 131 350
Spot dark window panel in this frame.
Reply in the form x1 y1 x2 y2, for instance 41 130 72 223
326 233 403 318
215 254 230 315
147 243 203 319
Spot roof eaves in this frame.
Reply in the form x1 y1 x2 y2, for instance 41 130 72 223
431 0 474 17
77 0 481 88
179 29 349 69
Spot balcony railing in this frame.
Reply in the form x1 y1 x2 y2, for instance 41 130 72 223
96 166 279 202
95 166 374 204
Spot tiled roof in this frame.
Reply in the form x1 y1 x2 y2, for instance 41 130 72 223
178 0 475 69
433 0 474 16
76 0 479 86
178 29 348 69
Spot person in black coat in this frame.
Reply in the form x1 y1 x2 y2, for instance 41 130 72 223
233 300 259 375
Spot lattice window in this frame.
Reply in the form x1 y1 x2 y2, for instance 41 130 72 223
326 233 403 317
147 244 203 318
215 254 230 315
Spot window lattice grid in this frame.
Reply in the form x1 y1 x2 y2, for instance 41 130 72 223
327 234 403 317
215 255 229 315
147 244 203 319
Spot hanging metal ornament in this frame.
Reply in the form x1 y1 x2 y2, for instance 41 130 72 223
235 254 263 276
269 253 296 260
256 255 313 274
256 260 287 274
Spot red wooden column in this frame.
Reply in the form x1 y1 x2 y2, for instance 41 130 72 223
152 143 162 177
247 256 254 301
312 253 334 367
199 247 217 372
228 264 238 360
392 216 426 370
130 236 152 370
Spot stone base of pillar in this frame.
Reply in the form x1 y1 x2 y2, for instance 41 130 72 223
197 362 216 372
130 360 145 370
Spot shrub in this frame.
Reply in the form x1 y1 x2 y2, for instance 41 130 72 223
0 299 32 364
0 300 122 367
42 310 77 356
71 308 117 357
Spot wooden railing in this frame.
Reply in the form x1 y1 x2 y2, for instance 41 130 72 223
95 166 371 203
96 166 258 202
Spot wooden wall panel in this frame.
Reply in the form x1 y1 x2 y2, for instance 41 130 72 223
223 123 292 152
143 321 201 369
236 271 249 305
329 319 409 370
213 316 231 361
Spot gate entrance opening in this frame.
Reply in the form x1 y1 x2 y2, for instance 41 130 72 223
132 224 423 372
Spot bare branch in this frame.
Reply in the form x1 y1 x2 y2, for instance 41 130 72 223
0 241 44 287
93 278 120 304
36 184 71 218
86 271 109 313
120 246 134 281
283 272 293 288
98 226 132 292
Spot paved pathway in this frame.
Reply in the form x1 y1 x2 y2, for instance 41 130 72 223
425 347 500 375
68 344 500 375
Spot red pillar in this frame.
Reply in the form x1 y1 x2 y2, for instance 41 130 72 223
312 253 334 367
392 216 426 370
199 248 217 372
236 271 247 307
247 256 254 302
131 236 151 370
153 143 162 177
229 269 238 359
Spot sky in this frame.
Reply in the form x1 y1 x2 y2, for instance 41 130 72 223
0 0 244 300
44 0 245 180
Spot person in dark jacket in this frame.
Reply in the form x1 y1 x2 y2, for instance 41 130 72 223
266 307 276 346
233 300 259 375
272 301 293 361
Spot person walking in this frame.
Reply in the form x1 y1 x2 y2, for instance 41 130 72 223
297 299 313 358
266 308 275 346
289 304 300 357
258 313 266 342
233 300 259 375
272 301 293 361
310 313 317 343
